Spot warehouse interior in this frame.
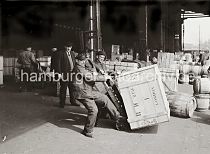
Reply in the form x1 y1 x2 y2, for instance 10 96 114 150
1 0 209 59
1 0 210 153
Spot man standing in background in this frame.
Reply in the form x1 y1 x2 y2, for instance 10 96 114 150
50 47 58 72
56 43 80 108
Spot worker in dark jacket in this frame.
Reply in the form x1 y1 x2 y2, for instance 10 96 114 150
56 43 79 108
72 53 126 138
17 46 37 92
50 47 59 72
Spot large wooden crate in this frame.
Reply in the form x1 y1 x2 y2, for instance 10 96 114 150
159 68 179 92
117 65 170 129
0 56 3 85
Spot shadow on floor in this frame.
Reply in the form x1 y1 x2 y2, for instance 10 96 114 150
0 84 122 143
191 111 210 125
44 110 87 133
0 81 86 142
128 125 159 134
1 80 158 143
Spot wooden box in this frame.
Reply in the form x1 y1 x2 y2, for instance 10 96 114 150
159 68 179 92
37 56 51 67
3 57 16 76
158 52 175 68
117 65 170 130
104 61 139 74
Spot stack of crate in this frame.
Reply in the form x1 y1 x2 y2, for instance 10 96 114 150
117 65 170 130
111 54 123 61
174 52 184 61
104 61 139 74
37 56 51 67
157 52 179 91
3 57 19 76
157 52 175 68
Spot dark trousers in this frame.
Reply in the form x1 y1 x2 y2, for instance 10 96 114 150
20 67 33 91
59 80 76 107
79 91 120 133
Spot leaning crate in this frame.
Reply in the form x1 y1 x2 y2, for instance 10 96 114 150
117 64 170 130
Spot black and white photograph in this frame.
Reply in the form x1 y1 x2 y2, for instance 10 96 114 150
1 0 210 153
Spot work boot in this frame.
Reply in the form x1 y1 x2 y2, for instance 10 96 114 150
115 116 130 131
81 130 93 138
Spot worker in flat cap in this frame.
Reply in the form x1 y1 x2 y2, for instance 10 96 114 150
95 49 107 74
71 52 127 138
93 49 109 94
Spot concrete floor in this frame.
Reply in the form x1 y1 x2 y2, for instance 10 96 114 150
0 81 210 154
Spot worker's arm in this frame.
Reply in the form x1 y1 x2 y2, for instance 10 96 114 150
76 65 110 82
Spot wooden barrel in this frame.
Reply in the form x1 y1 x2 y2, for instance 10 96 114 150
195 94 210 112
178 73 189 84
193 78 210 94
191 65 201 76
179 64 191 74
166 91 196 118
